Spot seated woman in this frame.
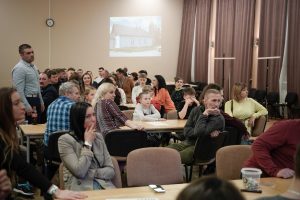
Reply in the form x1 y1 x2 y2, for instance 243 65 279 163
92 83 143 137
152 75 176 117
0 87 86 199
224 83 268 135
58 102 115 191
176 176 245 200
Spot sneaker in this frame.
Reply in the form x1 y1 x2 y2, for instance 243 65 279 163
13 182 34 196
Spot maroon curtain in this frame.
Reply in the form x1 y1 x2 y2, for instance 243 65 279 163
215 0 255 100
176 0 197 83
194 0 211 83
287 0 300 102
257 0 287 93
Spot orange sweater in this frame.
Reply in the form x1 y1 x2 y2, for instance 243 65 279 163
152 88 176 113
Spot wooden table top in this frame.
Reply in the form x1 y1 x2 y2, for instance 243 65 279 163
56 178 291 200
18 120 186 136
19 124 46 136
119 119 187 132
232 177 291 200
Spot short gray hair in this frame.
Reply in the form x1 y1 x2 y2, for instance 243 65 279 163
59 82 79 96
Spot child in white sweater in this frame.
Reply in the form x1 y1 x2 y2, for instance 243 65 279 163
133 92 165 121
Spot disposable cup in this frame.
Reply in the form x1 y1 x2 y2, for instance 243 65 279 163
241 168 262 191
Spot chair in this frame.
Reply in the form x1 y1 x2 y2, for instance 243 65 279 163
122 109 134 120
252 115 267 137
184 132 226 182
126 147 184 187
254 89 266 106
118 105 129 111
248 88 257 99
266 92 281 118
105 130 151 161
285 92 300 118
44 130 69 179
216 145 252 180
59 156 122 189
165 110 178 119
110 156 122 188
222 126 242 146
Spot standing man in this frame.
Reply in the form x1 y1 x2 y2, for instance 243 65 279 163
12 44 44 124
116 68 134 103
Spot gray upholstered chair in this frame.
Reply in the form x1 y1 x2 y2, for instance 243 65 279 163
216 145 252 180
126 147 184 187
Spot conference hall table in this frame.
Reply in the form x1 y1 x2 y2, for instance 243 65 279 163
56 178 291 200
119 119 187 133
18 120 187 163
19 123 46 163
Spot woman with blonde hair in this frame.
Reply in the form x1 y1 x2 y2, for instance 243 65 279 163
92 83 143 137
224 83 268 134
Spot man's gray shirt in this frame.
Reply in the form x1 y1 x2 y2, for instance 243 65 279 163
12 59 43 110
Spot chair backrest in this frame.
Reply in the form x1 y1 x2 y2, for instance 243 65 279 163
44 130 69 162
285 92 298 106
266 92 279 104
165 110 178 119
111 156 122 188
59 163 64 189
105 130 150 158
126 147 184 186
254 89 266 105
252 115 267 137
223 126 242 146
216 145 252 180
248 88 257 99
118 105 129 111
193 132 226 164
122 110 134 120
59 157 122 189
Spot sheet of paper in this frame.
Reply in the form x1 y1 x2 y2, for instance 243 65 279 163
106 198 159 200
145 122 168 126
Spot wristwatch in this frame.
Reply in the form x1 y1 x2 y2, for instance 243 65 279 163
47 184 59 197
83 141 92 149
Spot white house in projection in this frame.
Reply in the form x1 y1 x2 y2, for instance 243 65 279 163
109 16 161 57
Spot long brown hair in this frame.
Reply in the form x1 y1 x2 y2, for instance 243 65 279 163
0 87 20 168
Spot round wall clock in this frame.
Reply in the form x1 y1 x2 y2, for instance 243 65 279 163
46 18 55 27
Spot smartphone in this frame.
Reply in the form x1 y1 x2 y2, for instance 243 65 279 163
149 184 166 193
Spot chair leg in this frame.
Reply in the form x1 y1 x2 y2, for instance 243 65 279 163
184 165 189 182
189 165 193 182
198 165 204 177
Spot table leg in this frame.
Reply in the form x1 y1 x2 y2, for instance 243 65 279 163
26 136 30 163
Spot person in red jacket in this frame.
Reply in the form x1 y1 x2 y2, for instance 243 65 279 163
244 120 300 178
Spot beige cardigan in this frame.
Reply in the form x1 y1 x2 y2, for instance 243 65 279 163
58 132 115 191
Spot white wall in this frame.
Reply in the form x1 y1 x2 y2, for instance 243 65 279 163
0 0 183 87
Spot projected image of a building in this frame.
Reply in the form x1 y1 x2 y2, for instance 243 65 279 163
109 16 161 57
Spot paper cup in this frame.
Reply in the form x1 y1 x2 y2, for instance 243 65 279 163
241 168 262 191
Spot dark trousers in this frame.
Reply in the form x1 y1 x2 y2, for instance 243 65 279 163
26 97 42 124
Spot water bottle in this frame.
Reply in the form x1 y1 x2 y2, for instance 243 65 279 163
32 106 38 125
